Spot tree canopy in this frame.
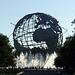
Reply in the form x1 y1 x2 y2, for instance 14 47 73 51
0 33 16 67
54 34 75 71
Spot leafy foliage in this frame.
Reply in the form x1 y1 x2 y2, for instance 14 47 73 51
0 33 16 67
54 35 75 70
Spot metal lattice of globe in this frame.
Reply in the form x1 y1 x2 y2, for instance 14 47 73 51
13 12 63 55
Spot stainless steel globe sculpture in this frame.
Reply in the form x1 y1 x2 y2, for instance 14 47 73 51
13 12 63 55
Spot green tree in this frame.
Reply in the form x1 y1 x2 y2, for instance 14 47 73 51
0 33 16 67
54 35 75 72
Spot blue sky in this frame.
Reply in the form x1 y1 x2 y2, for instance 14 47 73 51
0 0 75 42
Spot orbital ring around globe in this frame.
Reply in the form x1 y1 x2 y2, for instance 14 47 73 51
13 12 63 55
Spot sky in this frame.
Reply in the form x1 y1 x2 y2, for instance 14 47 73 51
0 0 75 43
